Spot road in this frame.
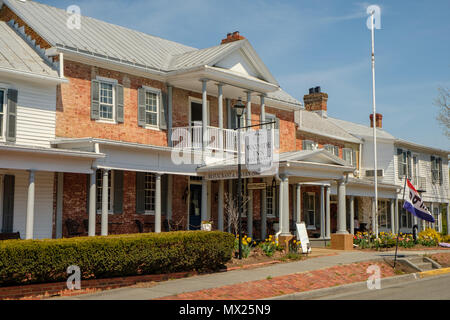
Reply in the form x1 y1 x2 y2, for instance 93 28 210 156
311 274 450 300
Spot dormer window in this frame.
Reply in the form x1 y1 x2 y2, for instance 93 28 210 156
303 140 315 151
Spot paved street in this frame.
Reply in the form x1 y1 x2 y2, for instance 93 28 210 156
312 274 450 300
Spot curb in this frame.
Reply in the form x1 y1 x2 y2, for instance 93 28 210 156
266 268 450 300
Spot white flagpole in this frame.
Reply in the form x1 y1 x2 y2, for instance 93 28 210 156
370 11 379 239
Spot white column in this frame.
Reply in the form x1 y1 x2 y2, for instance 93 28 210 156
25 170 36 240
201 79 208 153
101 169 109 236
88 171 96 236
320 185 325 238
350 196 355 235
246 91 252 128
155 174 162 233
280 176 291 236
217 84 224 155
260 94 265 124
218 180 224 231
336 178 348 234
56 172 64 239
247 179 253 238
296 184 301 223
326 186 331 238
390 199 395 233
201 178 208 222
261 184 267 240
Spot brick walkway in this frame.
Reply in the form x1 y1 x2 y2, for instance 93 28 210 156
157 260 396 300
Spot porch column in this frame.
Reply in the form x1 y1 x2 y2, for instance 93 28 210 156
155 173 161 233
25 170 36 240
296 184 301 223
101 169 109 236
261 184 267 240
217 83 224 153
336 178 348 234
280 176 291 236
88 171 96 236
349 196 355 235
260 94 265 123
247 179 253 238
447 203 450 235
246 91 252 128
320 185 325 238
218 180 224 231
201 178 208 222
56 172 64 239
395 198 399 233
326 186 331 238
201 79 208 153
390 199 395 233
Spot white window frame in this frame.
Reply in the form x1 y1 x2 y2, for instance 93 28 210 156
142 86 161 129
324 144 339 156
96 76 117 123
266 183 277 218
377 200 390 229
306 192 315 229
433 205 440 232
144 172 156 215
188 97 210 127
342 148 354 165
303 140 315 151
0 88 6 140
96 170 114 214
431 156 441 185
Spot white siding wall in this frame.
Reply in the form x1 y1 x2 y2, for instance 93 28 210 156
9 170 54 239
361 139 396 185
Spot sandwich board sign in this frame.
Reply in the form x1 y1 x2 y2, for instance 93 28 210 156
296 222 311 254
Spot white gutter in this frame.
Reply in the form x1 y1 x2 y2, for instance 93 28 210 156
0 144 104 158
0 67 68 84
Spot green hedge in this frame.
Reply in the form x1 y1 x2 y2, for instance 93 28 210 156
0 231 234 286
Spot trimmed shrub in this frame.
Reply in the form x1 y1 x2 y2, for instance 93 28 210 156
0 231 234 286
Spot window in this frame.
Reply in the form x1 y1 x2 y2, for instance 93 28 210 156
305 192 315 228
431 156 442 185
144 173 156 213
324 144 339 156
145 90 159 126
0 89 4 138
342 148 354 165
433 206 440 232
303 140 315 151
397 149 411 179
96 170 113 212
266 184 278 217
400 201 412 229
377 200 391 229
99 82 114 120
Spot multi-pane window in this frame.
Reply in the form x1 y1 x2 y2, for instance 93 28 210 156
303 140 315 151
0 90 4 138
266 184 278 217
433 206 440 232
431 156 442 185
144 173 156 213
99 82 114 120
342 148 354 165
324 144 339 156
377 200 391 229
96 170 112 212
397 149 411 178
145 91 159 126
305 192 315 228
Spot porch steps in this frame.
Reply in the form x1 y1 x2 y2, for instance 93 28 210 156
309 238 331 248
401 255 442 272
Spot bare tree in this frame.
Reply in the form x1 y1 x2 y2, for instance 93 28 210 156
224 192 249 235
434 87 450 138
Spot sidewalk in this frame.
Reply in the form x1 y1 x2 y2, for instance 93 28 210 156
55 248 446 300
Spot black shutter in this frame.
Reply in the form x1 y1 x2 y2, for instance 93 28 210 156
438 157 443 185
159 90 167 130
86 174 90 215
137 88 146 127
229 107 237 129
406 151 412 179
115 84 124 123
6 89 18 142
302 191 308 224
430 155 436 183
113 170 123 214
91 80 100 120
2 175 15 233
397 148 403 178
161 174 168 215
136 172 145 214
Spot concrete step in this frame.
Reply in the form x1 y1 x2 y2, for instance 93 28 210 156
408 256 425 264
415 262 434 271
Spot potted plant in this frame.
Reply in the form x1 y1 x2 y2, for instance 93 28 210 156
201 220 212 231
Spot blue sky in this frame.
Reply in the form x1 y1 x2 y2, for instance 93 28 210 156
41 0 450 150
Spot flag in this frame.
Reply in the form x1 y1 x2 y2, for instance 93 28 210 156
403 179 434 223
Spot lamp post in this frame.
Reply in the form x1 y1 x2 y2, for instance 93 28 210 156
234 98 246 260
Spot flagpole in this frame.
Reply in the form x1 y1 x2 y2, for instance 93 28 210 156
394 177 407 269
370 11 379 239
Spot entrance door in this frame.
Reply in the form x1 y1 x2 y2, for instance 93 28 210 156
190 102 203 127
2 175 15 233
189 184 202 230
330 203 337 234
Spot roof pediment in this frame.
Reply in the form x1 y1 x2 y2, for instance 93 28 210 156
280 149 348 166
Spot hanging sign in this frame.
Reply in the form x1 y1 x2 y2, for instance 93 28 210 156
244 129 275 174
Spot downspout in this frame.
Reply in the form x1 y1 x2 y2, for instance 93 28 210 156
274 173 283 240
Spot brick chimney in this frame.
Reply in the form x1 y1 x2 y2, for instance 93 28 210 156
221 31 245 44
370 113 383 128
303 87 328 117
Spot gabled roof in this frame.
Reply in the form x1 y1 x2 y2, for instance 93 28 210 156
0 20 59 78
327 117 396 141
279 149 349 166
297 110 362 144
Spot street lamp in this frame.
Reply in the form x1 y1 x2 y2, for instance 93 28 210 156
234 98 245 259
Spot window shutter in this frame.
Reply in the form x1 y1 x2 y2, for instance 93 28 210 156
86 174 90 215
137 87 146 127
302 191 308 224
229 107 237 129
161 174 168 215
430 155 435 183
2 175 15 233
6 89 18 142
91 80 100 120
397 148 403 178
302 140 306 150
406 151 412 179
334 146 339 156
438 157 443 185
352 150 357 166
115 84 124 123
113 170 123 214
136 172 145 214
159 90 168 130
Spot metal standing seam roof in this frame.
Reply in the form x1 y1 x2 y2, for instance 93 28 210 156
327 116 396 140
0 20 58 77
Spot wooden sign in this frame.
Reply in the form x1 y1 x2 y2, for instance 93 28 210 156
296 222 311 254
247 182 267 190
